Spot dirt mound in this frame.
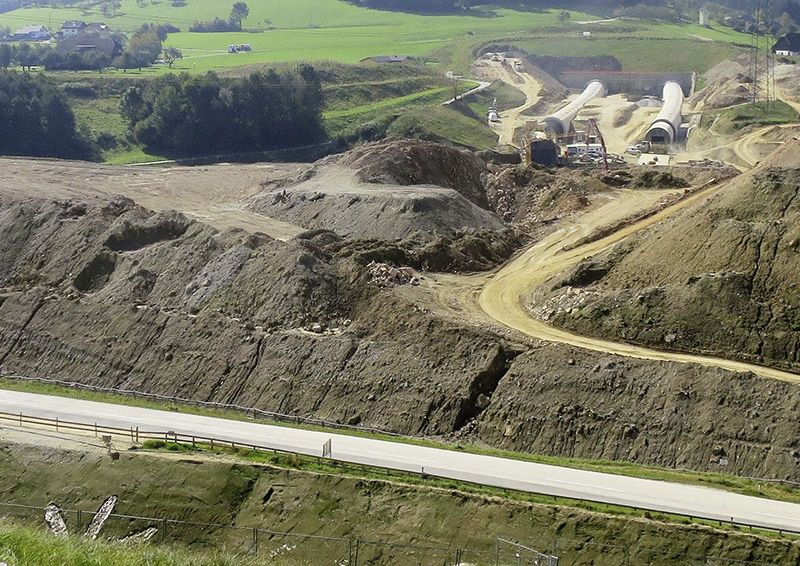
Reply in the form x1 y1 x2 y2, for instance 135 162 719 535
248 141 504 242
689 57 752 110
249 169 504 242
336 138 491 208
540 141 800 371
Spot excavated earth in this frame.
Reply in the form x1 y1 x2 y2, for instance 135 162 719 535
538 142 800 373
249 138 504 241
3 140 800 482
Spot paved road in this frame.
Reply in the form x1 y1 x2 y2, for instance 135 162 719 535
3 389 800 533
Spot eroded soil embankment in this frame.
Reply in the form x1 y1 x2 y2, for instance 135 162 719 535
2 442 800 565
3 192 800 481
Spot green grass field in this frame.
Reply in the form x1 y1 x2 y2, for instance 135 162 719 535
0 1 754 75
0 520 258 566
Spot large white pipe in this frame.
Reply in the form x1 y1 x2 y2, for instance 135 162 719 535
645 81 684 144
543 80 606 136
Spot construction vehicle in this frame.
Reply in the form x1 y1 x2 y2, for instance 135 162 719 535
487 98 500 123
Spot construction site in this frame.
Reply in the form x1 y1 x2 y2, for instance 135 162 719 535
2 6 800 565
474 46 788 172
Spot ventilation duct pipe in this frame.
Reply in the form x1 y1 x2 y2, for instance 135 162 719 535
542 80 606 136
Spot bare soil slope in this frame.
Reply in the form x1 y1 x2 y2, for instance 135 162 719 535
540 141 800 371
0 192 513 436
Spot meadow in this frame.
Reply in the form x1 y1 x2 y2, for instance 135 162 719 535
0 0 754 75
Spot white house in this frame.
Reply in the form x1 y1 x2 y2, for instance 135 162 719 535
773 33 800 56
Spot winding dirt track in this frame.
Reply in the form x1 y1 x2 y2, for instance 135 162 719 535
479 187 800 382
487 60 542 147
414 183 800 383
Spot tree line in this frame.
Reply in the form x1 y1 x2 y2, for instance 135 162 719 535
189 2 249 32
120 66 326 155
0 70 96 159
342 0 799 33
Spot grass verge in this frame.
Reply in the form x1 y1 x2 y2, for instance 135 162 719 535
133 440 800 541
705 101 800 135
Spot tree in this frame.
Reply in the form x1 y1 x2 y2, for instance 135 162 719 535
14 43 41 72
230 2 249 30
115 50 135 73
121 28 163 70
163 46 183 68
558 10 571 24
778 12 798 35
0 44 12 69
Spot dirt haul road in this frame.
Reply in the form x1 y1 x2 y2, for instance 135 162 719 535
487 60 542 147
411 184 800 384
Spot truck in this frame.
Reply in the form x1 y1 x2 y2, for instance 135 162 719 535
566 143 605 158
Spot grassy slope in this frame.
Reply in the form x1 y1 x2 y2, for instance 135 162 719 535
3 442 800 565
514 36 740 73
387 105 498 150
706 100 800 134
0 521 254 566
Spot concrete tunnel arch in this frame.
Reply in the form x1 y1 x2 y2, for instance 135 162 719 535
645 81 685 145
543 80 607 136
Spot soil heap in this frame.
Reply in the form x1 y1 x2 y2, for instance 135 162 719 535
248 139 503 241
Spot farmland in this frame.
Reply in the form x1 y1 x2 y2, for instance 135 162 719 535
0 1 753 75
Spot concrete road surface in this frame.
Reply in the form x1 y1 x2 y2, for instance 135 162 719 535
2 389 800 533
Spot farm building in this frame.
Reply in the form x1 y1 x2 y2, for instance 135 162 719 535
773 33 800 56
56 35 120 57
60 21 87 38
12 25 51 41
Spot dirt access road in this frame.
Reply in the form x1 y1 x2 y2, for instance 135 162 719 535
406 182 800 383
0 158 306 241
485 59 542 147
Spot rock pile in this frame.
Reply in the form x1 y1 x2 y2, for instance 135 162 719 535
367 262 421 287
